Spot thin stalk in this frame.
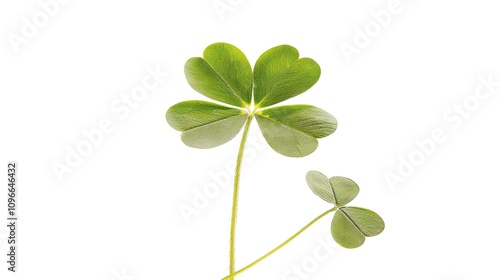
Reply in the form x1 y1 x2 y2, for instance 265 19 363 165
229 111 255 279
223 207 338 280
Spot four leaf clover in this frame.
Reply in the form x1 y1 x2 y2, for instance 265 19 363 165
306 171 385 248
166 42 337 157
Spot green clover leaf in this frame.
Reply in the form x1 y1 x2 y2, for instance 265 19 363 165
166 42 337 157
331 207 385 248
253 45 321 108
166 101 247 148
184 43 252 107
306 171 385 249
306 171 359 206
256 105 336 157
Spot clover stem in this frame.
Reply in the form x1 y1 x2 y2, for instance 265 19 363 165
229 111 256 279
223 206 338 280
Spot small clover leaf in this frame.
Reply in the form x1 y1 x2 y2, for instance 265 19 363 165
331 207 385 249
166 43 337 157
306 171 359 206
306 171 384 249
329 177 360 207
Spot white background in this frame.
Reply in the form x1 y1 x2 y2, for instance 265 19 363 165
1 0 500 279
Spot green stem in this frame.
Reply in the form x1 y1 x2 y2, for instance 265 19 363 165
229 112 255 279
223 207 337 280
